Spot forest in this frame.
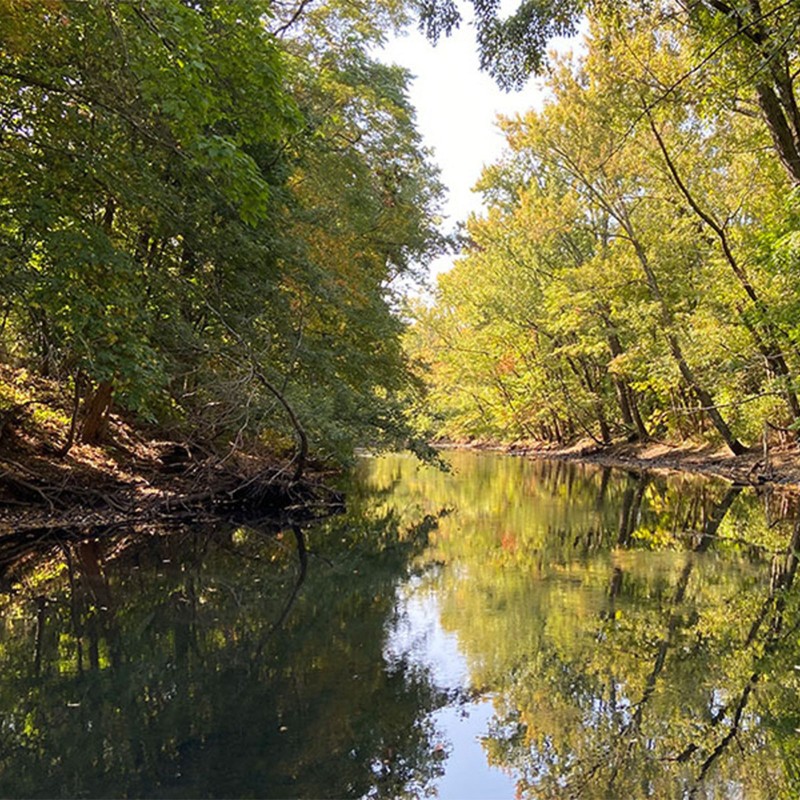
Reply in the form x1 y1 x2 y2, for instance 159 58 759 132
0 0 446 481
2 0 800 480
409 0 800 455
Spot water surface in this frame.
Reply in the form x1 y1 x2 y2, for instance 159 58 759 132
1 451 799 798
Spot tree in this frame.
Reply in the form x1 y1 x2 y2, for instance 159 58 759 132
418 0 800 189
0 0 446 465
411 8 800 451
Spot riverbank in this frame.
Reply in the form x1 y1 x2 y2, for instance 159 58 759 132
441 439 800 489
0 369 341 539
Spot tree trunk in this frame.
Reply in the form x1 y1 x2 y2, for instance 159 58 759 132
703 1 800 184
648 114 800 424
613 377 635 428
627 232 746 455
251 369 308 482
80 380 114 444
739 309 800 422
551 411 563 443
755 80 800 184
58 373 82 457
605 328 647 439
667 332 746 455
595 401 611 445
628 388 650 441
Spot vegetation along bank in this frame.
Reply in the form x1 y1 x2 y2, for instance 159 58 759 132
406 1 800 474
0 0 445 528
4 1 800 525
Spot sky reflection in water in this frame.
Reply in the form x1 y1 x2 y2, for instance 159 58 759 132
0 450 799 798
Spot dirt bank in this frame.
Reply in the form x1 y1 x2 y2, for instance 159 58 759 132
446 439 800 489
523 441 800 487
0 379 341 540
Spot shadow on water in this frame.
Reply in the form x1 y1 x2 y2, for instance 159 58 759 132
0 497 455 799
3 452 800 798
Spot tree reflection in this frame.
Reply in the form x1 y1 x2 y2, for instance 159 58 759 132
4 452 800 798
0 502 449 798
365 452 800 798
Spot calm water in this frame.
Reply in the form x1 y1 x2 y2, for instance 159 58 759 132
1 451 800 798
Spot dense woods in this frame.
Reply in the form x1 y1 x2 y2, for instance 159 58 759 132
0 0 445 473
409 1 800 453
5 0 800 471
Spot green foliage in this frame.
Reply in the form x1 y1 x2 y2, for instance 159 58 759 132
417 0 586 89
0 0 445 463
409 6 800 448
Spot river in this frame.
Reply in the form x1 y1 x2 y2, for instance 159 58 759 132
1 451 799 798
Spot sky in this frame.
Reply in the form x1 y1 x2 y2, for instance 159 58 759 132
378 19 578 282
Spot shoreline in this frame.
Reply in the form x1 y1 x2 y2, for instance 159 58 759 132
4 422 800 538
437 439 800 490
0 416 341 539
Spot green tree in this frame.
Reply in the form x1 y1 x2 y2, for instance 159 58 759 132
410 9 800 450
0 0 445 466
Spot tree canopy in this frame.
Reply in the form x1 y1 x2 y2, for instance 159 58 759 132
6 0 800 464
0 0 447 469
409 2 800 451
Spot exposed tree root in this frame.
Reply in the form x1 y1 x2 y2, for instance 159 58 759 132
0 436 345 554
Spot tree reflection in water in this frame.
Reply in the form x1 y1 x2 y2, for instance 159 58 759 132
3 451 800 798
361 452 800 799
0 503 450 799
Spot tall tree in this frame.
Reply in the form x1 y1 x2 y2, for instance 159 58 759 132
410 8 800 451
0 0 446 464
